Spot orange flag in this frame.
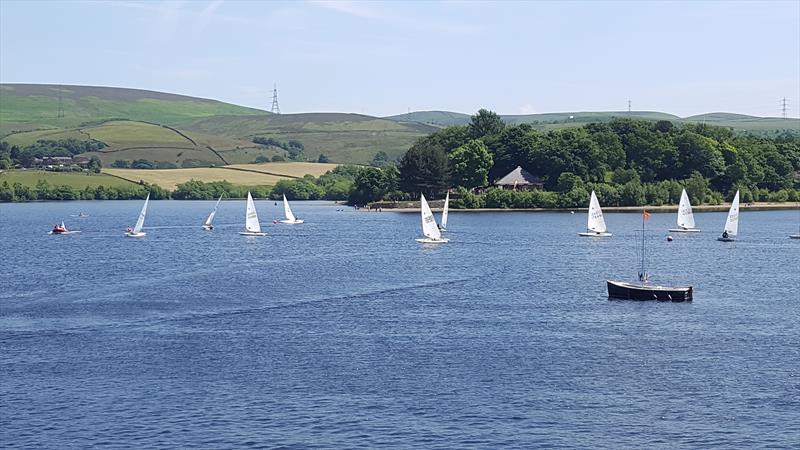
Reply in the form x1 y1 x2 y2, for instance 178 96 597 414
643 211 650 220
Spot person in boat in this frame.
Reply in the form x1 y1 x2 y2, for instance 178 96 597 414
722 230 729 239
207 224 214 230
53 224 66 233
126 227 133 233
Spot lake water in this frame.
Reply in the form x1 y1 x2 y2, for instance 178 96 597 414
1 200 799 448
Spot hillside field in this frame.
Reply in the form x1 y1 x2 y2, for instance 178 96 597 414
0 170 138 188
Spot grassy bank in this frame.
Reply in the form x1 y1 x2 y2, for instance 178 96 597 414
0 170 138 188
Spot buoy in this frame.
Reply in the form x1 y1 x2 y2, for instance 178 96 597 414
666 235 673 242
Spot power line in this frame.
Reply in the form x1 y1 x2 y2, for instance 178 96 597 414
271 83 281 114
627 99 631 113
780 97 788 119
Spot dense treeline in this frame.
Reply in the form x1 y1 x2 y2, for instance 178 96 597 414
252 137 305 160
0 179 169 202
0 139 106 169
388 110 800 206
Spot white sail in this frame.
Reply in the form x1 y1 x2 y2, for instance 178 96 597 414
587 191 607 233
245 192 262 233
283 194 296 222
677 189 696 229
441 191 450 230
133 193 150 233
723 190 740 236
420 194 442 240
204 195 222 226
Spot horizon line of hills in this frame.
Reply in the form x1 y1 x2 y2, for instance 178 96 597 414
1 83 797 167
2 83 796 125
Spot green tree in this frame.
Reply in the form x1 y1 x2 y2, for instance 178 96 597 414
111 160 130 168
88 156 102 173
399 142 449 197
317 154 331 163
448 139 493 189
468 108 505 139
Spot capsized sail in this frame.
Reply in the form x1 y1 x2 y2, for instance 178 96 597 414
723 190 740 236
133 193 150 233
677 188 696 229
587 191 607 233
441 191 450 230
420 194 442 240
245 192 262 233
283 194 296 222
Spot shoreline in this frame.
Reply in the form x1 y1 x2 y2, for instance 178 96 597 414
360 202 800 213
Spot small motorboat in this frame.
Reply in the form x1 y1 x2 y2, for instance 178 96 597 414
49 221 80 235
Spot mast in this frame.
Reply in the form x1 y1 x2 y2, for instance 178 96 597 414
639 210 648 284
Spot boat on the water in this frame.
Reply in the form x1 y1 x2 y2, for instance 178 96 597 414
579 191 612 237
416 194 449 244
717 190 740 242
440 191 450 231
668 189 700 232
239 192 266 236
202 195 223 230
790 206 800 239
50 221 80 235
607 211 693 301
125 193 149 238
278 194 304 224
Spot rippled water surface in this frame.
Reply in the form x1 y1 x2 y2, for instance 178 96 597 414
2 200 799 448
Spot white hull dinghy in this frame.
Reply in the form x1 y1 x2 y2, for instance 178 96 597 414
125 193 149 238
717 190 740 242
278 194 304 224
578 191 612 237
202 194 223 230
668 189 700 232
440 191 449 231
239 192 266 236
416 194 449 244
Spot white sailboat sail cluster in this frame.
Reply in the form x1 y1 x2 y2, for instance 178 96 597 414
240 192 266 236
718 190 740 241
202 195 223 230
416 194 448 243
279 194 304 224
669 189 700 232
579 191 611 237
125 193 149 237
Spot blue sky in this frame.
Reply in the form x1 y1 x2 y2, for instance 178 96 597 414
1 0 798 117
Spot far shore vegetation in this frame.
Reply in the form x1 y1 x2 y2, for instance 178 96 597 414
2 111 799 207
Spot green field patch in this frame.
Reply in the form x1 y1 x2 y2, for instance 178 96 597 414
86 120 192 146
0 170 138 188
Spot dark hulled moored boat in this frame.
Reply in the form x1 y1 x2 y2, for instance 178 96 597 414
607 211 693 302
607 280 693 302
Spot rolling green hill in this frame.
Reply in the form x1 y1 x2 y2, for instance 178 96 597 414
385 109 799 134
1 84 436 165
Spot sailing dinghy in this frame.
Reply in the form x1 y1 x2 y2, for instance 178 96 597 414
202 195 223 230
278 194 304 224
790 207 800 239
416 194 449 244
125 193 149 237
239 192 266 236
717 190 740 242
668 189 700 232
607 211 693 301
579 191 612 237
440 191 450 231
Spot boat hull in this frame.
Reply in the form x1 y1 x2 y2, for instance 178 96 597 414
49 230 80 235
579 232 612 237
415 238 449 244
125 232 146 238
239 231 266 236
278 219 304 224
789 235 800 239
202 225 213 231
668 228 701 233
717 237 736 242
607 280 692 302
